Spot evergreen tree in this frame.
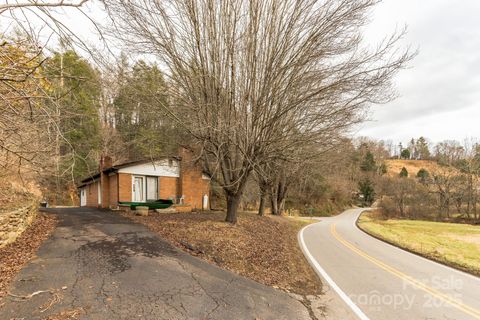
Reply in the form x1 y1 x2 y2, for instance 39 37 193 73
415 137 430 160
113 60 177 160
358 178 375 205
360 150 376 172
416 168 430 184
43 50 102 203
401 149 411 159
399 167 409 177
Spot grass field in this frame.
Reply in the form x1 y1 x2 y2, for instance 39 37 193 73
358 211 480 276
384 159 458 177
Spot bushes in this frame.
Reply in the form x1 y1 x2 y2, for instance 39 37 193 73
399 167 409 177
378 177 435 219
358 178 375 206
416 168 430 184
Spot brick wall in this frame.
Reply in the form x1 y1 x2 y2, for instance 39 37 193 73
81 155 211 209
86 180 99 207
100 173 110 208
159 177 178 200
108 174 118 207
179 149 210 209
118 173 132 202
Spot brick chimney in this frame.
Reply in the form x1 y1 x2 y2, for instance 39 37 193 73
99 155 112 171
178 147 207 209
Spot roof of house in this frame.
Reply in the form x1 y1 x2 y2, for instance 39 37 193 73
77 157 180 188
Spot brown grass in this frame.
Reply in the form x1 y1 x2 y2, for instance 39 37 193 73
124 211 321 296
384 159 457 177
0 213 57 300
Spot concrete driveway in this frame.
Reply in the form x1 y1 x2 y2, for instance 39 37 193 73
0 208 312 320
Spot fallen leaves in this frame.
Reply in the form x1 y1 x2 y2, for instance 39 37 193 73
45 307 84 320
0 213 57 300
123 211 321 296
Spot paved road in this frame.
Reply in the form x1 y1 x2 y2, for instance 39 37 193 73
299 208 480 320
0 208 312 320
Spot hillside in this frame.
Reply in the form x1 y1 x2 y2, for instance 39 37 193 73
384 159 457 177
0 177 41 212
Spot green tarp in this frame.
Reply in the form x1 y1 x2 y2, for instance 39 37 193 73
119 199 173 210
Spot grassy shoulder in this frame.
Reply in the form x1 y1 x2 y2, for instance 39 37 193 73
358 211 480 276
124 210 321 296
0 212 57 300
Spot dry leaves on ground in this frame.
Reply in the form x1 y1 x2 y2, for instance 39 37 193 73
0 213 57 300
125 211 321 296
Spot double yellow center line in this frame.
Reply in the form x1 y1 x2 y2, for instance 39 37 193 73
330 223 480 319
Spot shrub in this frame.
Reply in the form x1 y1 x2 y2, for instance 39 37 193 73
399 167 409 178
416 168 430 184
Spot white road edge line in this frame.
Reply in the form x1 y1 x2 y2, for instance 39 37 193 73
298 223 370 320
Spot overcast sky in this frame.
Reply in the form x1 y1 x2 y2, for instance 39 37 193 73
357 0 480 145
6 0 479 146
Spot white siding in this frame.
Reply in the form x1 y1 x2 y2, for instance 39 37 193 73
118 159 180 177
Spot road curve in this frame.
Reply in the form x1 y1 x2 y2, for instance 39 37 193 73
299 208 480 320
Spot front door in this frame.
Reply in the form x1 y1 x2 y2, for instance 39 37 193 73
133 176 144 202
80 188 86 206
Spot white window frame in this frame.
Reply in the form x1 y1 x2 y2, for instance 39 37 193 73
146 176 159 201
97 182 101 205
132 175 146 202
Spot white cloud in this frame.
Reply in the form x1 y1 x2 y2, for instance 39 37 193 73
357 0 480 143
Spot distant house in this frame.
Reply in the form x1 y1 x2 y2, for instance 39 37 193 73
78 149 210 211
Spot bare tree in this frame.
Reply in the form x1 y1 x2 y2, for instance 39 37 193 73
0 36 56 174
432 167 458 220
0 0 87 13
434 140 465 165
453 139 480 221
104 0 412 223
0 0 94 181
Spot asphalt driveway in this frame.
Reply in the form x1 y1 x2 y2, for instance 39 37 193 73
0 208 312 320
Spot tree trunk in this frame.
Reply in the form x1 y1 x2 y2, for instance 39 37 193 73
270 171 287 216
276 177 287 216
466 174 472 219
277 198 285 216
270 193 279 215
225 192 241 224
258 192 266 216
258 179 269 216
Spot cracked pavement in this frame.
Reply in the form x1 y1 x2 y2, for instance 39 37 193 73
0 208 313 319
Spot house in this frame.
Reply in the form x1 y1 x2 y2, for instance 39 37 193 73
78 149 210 211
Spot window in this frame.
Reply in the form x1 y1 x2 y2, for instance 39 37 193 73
133 176 144 202
146 176 158 201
